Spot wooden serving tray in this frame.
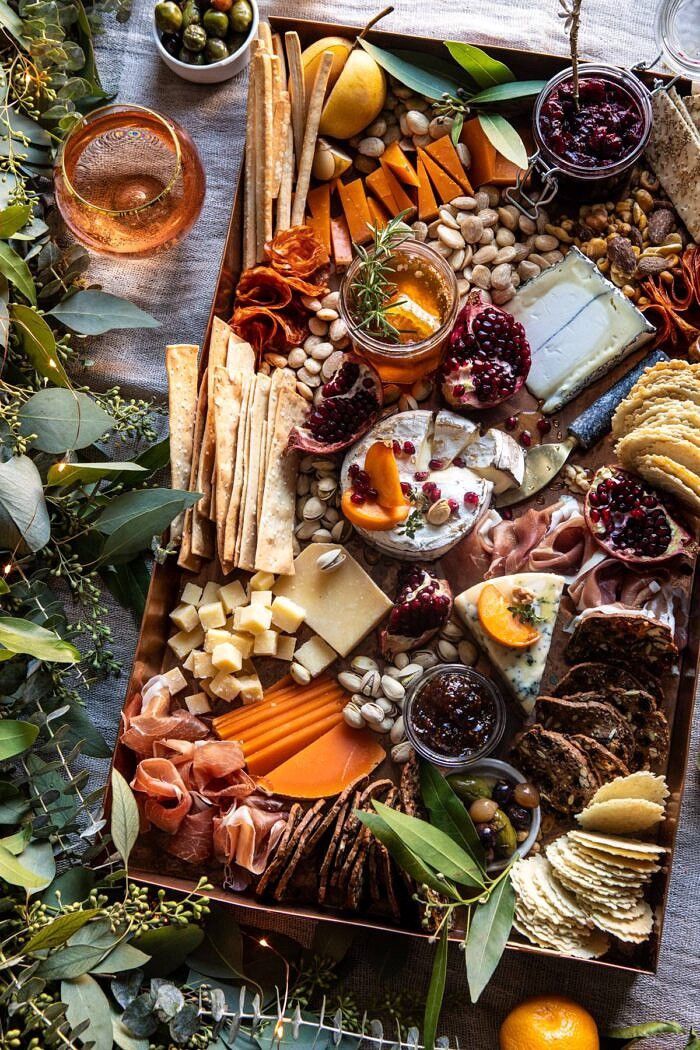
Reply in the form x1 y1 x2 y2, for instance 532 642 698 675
112 17 698 976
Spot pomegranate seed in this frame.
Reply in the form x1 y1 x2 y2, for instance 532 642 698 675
501 508 514 520
392 440 402 455
453 456 465 468
589 508 600 522
505 415 518 431
366 487 378 500
403 441 415 454
348 463 360 479
520 430 532 448
537 418 552 435
400 482 413 497
429 458 444 470
415 471 429 481
350 493 365 505
464 491 479 506
356 470 370 485
448 498 459 513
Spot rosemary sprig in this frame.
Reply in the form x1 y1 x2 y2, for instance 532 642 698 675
350 211 413 342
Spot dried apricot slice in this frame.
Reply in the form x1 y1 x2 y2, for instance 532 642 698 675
477 584 540 649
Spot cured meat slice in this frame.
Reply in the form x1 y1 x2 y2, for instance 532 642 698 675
166 806 215 865
131 758 192 834
235 267 293 310
213 796 289 874
121 711 209 757
509 727 598 815
264 225 330 278
535 696 636 766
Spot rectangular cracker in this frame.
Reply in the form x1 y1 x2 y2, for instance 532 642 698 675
646 89 700 243
164 342 198 544
213 366 243 564
223 373 254 568
237 372 271 570
178 374 207 571
255 376 306 574
227 333 256 375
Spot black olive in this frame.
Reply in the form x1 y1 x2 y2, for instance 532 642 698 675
507 804 531 831
476 823 497 848
492 780 513 806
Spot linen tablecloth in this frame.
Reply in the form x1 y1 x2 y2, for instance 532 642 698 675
91 1 700 1041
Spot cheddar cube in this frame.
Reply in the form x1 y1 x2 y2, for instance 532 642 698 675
209 671 242 702
270 595 306 634
204 628 232 653
170 602 200 633
219 580 247 613
236 671 263 703
253 630 278 657
185 692 211 714
161 666 188 695
272 635 296 662
249 570 275 591
250 590 273 609
193 651 217 680
212 642 244 673
294 635 337 677
198 582 221 607
181 582 203 606
234 605 272 635
167 625 205 661
198 601 226 630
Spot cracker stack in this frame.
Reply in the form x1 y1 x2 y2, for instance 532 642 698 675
613 359 700 516
646 87 700 244
576 771 669 834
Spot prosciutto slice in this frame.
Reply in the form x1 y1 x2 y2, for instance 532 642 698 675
132 758 192 834
528 509 603 580
121 711 209 757
213 796 288 874
140 675 172 715
485 504 560 578
166 804 215 865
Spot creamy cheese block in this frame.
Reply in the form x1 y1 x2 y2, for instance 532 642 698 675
509 248 654 414
454 572 565 713
340 410 492 561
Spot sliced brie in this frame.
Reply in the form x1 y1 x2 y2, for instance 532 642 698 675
431 411 479 467
341 410 492 560
461 428 525 493
509 248 654 414
454 572 565 713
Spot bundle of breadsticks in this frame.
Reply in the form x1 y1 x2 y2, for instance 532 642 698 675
243 23 334 268
165 317 305 578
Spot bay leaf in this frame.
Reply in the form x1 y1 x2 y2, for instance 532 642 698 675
49 289 160 335
358 39 458 101
420 761 485 871
19 388 113 452
90 940 151 975
0 455 50 552
26 909 100 952
464 875 515 1003
110 767 139 867
37 943 106 979
605 1021 684 1044
0 242 36 304
10 304 70 386
444 41 514 88
47 460 147 487
470 79 547 105
372 800 485 887
423 924 448 1050
0 616 80 663
356 810 459 899
477 112 528 169
0 718 39 760
132 924 205 976
62 974 114 1050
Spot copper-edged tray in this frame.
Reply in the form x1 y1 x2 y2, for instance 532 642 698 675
113 17 697 975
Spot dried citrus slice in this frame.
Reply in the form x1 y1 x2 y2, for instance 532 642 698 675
477 583 540 649
385 294 440 342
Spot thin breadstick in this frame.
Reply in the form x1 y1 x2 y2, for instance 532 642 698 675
243 50 258 270
165 342 198 543
291 51 333 227
253 51 266 261
272 93 290 198
270 53 281 106
272 32 286 83
259 51 274 257
258 20 272 52
285 31 306 168
276 122 293 232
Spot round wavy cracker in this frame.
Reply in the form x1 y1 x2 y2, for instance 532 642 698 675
547 843 646 892
636 457 700 515
569 830 665 856
618 429 700 478
513 857 578 929
589 901 654 942
559 843 649 886
577 798 665 834
592 771 669 806
613 389 700 438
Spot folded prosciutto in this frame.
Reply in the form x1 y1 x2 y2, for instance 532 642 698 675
132 758 192 834
213 796 288 881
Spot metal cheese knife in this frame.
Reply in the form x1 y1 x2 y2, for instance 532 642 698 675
495 349 669 509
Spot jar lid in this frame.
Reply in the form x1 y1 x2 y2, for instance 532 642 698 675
655 0 700 79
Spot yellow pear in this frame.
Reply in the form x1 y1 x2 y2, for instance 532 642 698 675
312 138 353 181
318 49 387 141
301 36 353 100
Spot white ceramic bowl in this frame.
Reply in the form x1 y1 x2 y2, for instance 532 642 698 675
153 0 258 84
457 757 542 872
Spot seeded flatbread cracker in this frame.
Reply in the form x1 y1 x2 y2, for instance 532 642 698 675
223 374 254 567
178 374 208 572
554 662 663 705
565 611 678 676
591 771 669 807
644 91 700 240
213 367 243 563
509 726 598 815
255 803 303 897
273 800 326 901
570 735 629 784
304 778 367 855
237 373 271 571
536 697 635 765
318 796 352 904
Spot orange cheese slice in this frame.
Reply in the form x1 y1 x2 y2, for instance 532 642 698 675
365 166 400 215
263 722 385 798
241 697 344 754
306 184 331 254
246 711 345 776
338 178 373 245
425 135 473 193
381 141 420 187
367 195 389 231
330 214 354 270
416 154 439 222
461 118 524 187
378 163 417 218
417 148 462 205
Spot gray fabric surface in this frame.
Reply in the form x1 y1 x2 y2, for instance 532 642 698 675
88 1 700 1041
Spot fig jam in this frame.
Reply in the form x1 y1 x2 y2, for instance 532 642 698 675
539 76 645 169
409 668 500 759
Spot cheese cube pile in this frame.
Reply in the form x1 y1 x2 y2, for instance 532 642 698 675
167 574 306 707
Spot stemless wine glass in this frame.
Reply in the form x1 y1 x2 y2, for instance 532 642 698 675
54 103 206 257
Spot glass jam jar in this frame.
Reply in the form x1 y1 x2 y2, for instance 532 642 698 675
507 64 653 216
655 0 700 81
339 238 459 386
404 664 506 771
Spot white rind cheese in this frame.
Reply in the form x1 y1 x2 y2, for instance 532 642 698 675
509 248 654 414
454 572 565 713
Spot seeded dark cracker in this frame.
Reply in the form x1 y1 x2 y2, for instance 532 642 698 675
570 734 629 783
318 796 352 904
343 785 397 908
273 800 327 901
565 612 678 676
399 751 423 818
633 708 670 770
332 779 393 897
255 803 303 898
510 726 598 815
303 778 367 856
554 662 664 705
568 687 659 727
535 696 636 766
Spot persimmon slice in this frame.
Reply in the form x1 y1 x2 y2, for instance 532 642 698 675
477 584 540 649
364 441 405 509
341 490 408 531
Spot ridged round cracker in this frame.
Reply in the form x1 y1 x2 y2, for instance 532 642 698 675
569 829 666 855
589 901 654 942
558 842 649 885
636 454 700 514
613 389 700 438
576 797 665 834
592 771 670 806
618 429 700 478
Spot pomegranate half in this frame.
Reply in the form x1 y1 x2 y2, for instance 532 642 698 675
438 291 531 410
287 355 383 455
584 465 696 564
379 566 453 659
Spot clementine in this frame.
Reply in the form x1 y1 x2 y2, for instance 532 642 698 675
499 995 599 1050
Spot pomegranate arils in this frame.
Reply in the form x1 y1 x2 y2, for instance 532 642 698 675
537 418 552 435
415 471 429 481
429 458 444 470
392 440 402 455
520 430 532 448
505 416 518 431
287 355 383 455
380 567 454 659
464 491 479 506
403 441 415 454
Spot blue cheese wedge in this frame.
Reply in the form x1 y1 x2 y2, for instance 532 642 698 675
509 249 654 413
454 572 565 713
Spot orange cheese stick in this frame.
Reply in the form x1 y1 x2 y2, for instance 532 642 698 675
416 154 439 222
381 141 420 187
425 135 473 193
246 711 344 775
213 679 336 734
240 697 344 753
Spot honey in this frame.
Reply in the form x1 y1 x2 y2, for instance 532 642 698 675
339 239 459 385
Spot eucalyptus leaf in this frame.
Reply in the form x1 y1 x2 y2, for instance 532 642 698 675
97 488 201 562
444 41 514 88
470 79 547 105
0 0 28 45
42 867 95 910
0 781 30 822
0 203 31 238
101 558 151 620
26 910 100 953
19 388 113 453
121 993 159 1038
133 435 170 476
0 242 36 304
90 940 151 975
420 761 485 871
112 1012 150 1050
111 971 144 1009
358 39 458 101
0 842 50 889
477 113 528 169
48 289 160 335
0 825 31 854
10 215 49 242
110 768 139 867
0 617 79 663
47 460 147 487
18 840 56 892
62 974 114 1050
0 455 50 553
132 925 205 977
6 108 52 148
464 874 515 1003
356 810 460 899
37 943 106 979
0 274 8 353
372 801 485 887
423 924 448 1050
0 719 39 760
10 304 70 386
605 1021 684 1043
169 1003 199 1042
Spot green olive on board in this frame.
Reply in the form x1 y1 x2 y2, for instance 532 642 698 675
181 1 201 28
445 774 493 803
492 809 517 858
229 0 252 33
205 37 229 61
202 8 229 37
182 22 207 51
154 0 182 33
